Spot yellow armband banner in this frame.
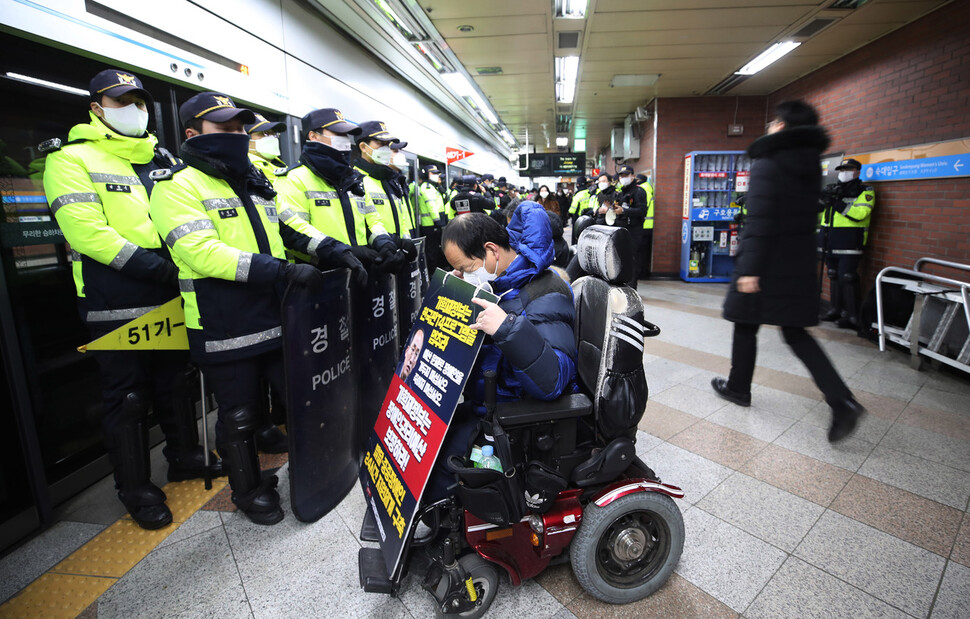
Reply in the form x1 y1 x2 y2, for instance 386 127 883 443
78 297 189 352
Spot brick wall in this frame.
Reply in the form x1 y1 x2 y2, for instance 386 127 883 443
650 96 768 273
768 1 970 289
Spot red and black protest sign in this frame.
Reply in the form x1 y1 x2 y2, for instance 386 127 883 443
359 269 496 577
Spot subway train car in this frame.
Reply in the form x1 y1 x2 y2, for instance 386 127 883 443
0 0 519 554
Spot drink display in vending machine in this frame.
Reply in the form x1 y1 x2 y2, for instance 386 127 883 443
681 150 747 282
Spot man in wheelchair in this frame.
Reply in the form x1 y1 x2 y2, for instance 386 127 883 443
360 206 684 617
426 201 579 501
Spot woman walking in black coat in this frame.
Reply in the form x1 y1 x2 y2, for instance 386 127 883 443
711 100 865 442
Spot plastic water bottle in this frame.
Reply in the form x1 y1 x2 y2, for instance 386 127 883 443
480 445 503 472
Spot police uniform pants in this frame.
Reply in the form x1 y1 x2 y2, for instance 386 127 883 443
626 226 643 287
92 344 189 451
199 348 286 443
638 230 653 279
824 254 861 316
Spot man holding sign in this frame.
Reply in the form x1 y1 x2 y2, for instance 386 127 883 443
427 202 579 499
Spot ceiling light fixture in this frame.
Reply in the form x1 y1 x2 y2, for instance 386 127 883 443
4 72 88 96
457 24 474 32
556 136 569 147
442 72 498 124
735 41 801 76
574 138 586 152
555 56 580 104
373 0 426 40
555 0 588 19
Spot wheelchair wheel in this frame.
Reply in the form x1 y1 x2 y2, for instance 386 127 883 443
434 554 499 618
570 492 684 604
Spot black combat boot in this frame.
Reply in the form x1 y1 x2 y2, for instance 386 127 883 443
218 405 284 525
159 366 225 482
110 392 173 529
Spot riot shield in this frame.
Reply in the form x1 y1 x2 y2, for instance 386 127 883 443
414 236 430 295
396 246 424 352
354 271 401 451
281 269 356 522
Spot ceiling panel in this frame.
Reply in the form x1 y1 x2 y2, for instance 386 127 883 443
409 0 950 164
588 7 819 32
416 0 548 20
433 15 547 38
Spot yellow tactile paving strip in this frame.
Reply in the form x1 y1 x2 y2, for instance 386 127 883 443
0 573 114 619
0 477 228 619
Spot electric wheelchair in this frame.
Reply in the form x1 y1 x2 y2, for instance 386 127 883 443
358 225 684 617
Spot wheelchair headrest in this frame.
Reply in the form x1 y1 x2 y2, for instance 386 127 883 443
576 225 633 285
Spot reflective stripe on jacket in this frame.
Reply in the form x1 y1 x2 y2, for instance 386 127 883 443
149 165 329 361
44 114 175 324
275 164 385 246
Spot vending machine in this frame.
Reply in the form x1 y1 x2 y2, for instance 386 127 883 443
680 150 749 282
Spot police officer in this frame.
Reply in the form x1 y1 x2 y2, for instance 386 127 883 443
569 176 590 226
354 121 416 244
480 173 498 209
44 70 223 530
245 113 287 183
149 92 364 525
636 173 655 279
819 158 875 328
610 165 648 285
274 108 399 271
495 176 511 210
411 164 447 271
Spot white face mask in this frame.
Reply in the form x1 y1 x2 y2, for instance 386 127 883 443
429 174 440 183
368 144 393 165
837 171 856 183
391 151 407 168
619 176 633 186
253 135 281 160
597 181 610 191
329 134 353 152
98 103 149 137
464 249 498 287
539 190 549 198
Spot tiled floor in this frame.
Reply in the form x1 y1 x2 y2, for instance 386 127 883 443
2 280 969 618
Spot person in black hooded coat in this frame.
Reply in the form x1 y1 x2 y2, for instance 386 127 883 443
712 100 865 443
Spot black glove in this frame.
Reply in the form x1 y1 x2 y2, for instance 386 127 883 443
280 262 326 290
377 245 407 272
435 215 448 229
396 237 417 261
338 250 368 286
350 245 381 266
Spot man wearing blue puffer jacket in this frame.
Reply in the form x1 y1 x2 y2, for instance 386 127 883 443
425 202 577 499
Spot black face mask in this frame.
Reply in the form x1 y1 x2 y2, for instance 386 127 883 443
181 132 252 180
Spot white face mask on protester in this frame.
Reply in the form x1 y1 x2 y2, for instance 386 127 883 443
837 171 856 183
597 181 610 192
619 176 633 187
253 135 281 160
329 134 353 152
97 103 149 137
539 190 549 198
463 248 498 288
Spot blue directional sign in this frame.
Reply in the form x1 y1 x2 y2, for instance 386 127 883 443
862 154 967 182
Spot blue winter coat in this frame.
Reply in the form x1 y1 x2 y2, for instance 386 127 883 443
468 201 578 404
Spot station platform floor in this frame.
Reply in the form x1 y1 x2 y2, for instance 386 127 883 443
1 280 969 618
